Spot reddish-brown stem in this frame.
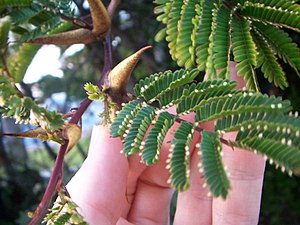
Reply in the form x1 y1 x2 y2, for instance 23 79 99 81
29 32 113 225
28 142 68 225
108 0 121 18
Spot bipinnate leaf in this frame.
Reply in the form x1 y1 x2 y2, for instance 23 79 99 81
154 0 300 89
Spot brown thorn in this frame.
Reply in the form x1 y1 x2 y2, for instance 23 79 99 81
108 46 152 95
87 0 111 35
29 28 97 45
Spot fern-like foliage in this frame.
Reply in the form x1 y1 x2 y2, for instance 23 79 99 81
44 189 88 225
2 0 74 42
111 69 300 198
154 0 300 90
0 74 64 131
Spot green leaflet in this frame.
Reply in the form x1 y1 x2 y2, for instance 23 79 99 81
8 21 71 83
110 100 142 138
213 5 232 79
19 16 61 42
166 0 184 61
53 213 72 225
254 22 300 75
216 112 300 134
175 0 198 68
123 106 156 156
6 4 43 25
231 136 300 176
200 131 230 198
168 121 194 191
252 29 288 89
9 43 41 82
0 0 31 7
231 17 258 91
159 86 187 109
0 75 63 130
142 112 175 165
242 0 300 14
134 68 200 103
239 2 300 32
177 79 237 116
154 0 173 24
195 92 292 123
195 0 219 71
0 17 10 50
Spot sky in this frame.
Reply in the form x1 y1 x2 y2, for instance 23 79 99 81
24 44 84 83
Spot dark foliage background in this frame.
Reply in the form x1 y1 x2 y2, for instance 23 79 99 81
0 1 299 224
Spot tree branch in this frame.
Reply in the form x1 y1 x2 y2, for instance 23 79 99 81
108 0 121 18
28 24 114 223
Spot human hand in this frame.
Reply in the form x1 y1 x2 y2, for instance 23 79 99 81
66 63 266 225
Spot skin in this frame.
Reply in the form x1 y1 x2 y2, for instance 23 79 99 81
66 63 266 225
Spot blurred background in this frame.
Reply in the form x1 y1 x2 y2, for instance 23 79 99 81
0 0 299 224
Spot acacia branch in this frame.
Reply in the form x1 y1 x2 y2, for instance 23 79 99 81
28 31 114 225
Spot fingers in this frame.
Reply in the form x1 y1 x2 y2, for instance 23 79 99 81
212 63 265 224
229 62 246 90
173 142 212 225
212 133 266 225
66 125 128 225
126 180 174 225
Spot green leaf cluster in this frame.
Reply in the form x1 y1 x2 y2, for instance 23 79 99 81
154 0 300 91
44 190 88 225
1 0 73 42
84 82 106 101
0 75 64 131
111 68 300 198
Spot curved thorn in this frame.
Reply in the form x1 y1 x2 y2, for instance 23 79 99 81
29 28 96 45
108 46 152 94
87 0 111 35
